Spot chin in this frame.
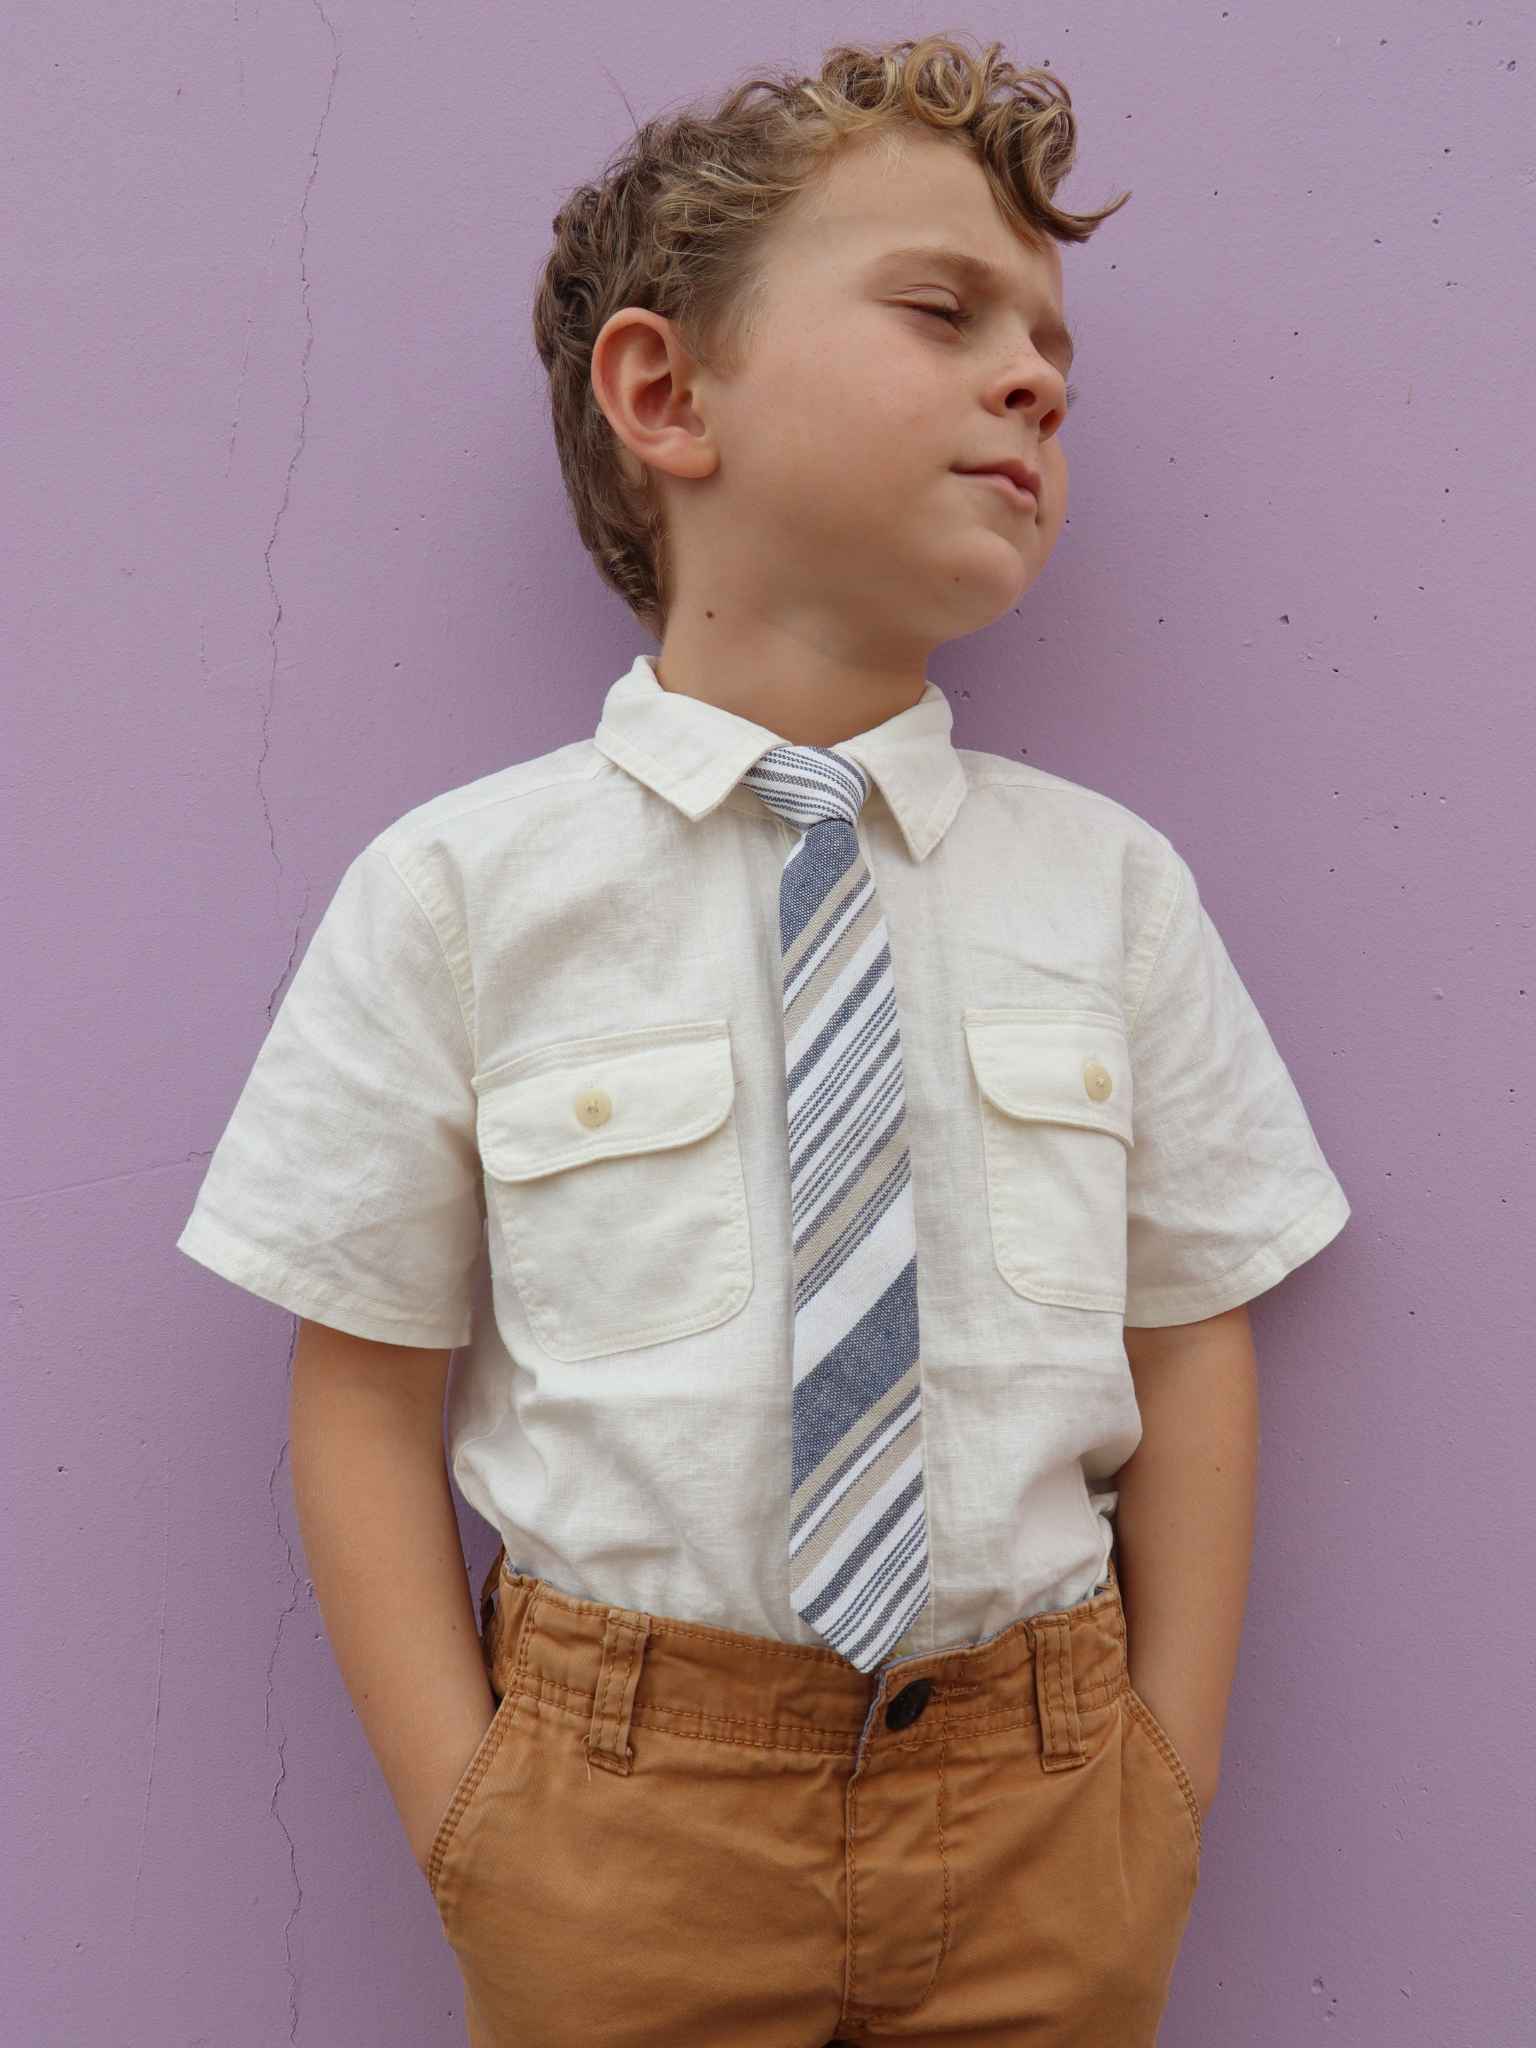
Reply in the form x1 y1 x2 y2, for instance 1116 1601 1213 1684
928 546 1033 638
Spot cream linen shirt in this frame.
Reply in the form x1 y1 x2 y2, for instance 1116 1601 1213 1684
180 655 1348 1651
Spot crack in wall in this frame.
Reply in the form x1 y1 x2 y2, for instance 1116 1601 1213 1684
226 323 252 479
258 0 339 1024
260 11 339 2039
4 1150 214 1210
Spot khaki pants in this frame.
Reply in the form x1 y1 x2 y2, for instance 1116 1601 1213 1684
429 1564 1199 2047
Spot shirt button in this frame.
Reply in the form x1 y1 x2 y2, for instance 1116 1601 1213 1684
1083 1062 1113 1103
885 1678 932 1731
574 1087 612 1129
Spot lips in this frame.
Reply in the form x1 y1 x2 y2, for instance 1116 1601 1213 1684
955 459 1042 511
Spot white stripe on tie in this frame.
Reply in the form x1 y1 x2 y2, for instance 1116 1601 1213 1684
742 743 930 1672
790 1182 916 1383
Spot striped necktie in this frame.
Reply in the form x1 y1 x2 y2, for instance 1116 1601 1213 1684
742 744 930 1672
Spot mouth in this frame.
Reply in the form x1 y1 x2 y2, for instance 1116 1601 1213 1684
954 459 1042 515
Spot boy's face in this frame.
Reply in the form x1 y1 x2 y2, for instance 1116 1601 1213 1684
699 128 1074 655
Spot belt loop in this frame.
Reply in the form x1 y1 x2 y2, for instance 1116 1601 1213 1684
1033 1614 1086 1772
585 1608 651 1777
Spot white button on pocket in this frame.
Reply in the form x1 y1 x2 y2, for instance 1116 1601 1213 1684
475 1022 752 1362
1083 1062 1113 1104
964 1010 1133 1313
574 1088 612 1128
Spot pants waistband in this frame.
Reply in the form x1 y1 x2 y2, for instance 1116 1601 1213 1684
478 1557 1128 1779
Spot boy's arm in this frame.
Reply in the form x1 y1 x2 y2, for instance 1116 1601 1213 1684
289 1320 496 1876
1115 1304 1259 1818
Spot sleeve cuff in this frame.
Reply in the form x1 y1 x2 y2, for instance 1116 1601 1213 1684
1123 1179 1350 1329
177 1209 472 1351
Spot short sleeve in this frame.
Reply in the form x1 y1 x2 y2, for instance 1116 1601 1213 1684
1123 850 1349 1327
178 847 483 1347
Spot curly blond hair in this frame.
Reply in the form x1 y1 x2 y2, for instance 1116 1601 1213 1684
532 35 1127 635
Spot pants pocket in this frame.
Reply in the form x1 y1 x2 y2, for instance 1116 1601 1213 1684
1124 1685 1203 1858
427 1688 521 1901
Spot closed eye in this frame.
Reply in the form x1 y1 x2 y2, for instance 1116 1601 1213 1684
902 299 970 329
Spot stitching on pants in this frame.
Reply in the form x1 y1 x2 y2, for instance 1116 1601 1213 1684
611 1717 858 1756
524 1683 868 1756
1124 1684 1203 1850
1039 1621 1059 1757
519 1657 1118 1753
585 1613 648 1776
1037 1617 1086 1771
520 1668 869 1750
637 1699 863 1743
518 1582 850 1664
656 1674 1116 1735
427 1591 537 1896
842 1768 861 2029
1050 1625 1068 1750
426 1693 512 1897
842 1728 954 2025
883 1724 953 2020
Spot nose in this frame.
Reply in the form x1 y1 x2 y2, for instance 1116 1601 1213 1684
986 349 1068 439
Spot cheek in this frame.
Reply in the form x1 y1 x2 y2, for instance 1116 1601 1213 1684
747 332 945 491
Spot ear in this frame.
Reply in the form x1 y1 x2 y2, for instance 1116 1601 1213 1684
590 309 719 482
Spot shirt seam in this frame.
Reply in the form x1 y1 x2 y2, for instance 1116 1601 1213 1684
373 753 606 843
961 767 1113 794
1123 838 1184 1039
371 844 477 1065
962 769 1061 790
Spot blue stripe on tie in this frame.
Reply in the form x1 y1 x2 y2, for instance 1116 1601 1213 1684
790 1386 922 1542
790 1260 919 1492
779 820 861 952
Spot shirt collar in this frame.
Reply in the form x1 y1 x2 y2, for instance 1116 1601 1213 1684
593 654 968 863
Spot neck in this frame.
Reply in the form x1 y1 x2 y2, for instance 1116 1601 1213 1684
654 594 930 747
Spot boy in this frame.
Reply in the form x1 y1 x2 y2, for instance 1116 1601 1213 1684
180 38 1347 2048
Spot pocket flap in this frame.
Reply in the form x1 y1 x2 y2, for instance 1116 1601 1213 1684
963 1009 1133 1145
474 1022 737 1182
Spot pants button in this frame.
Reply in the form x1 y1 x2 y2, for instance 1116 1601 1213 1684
884 1678 932 1730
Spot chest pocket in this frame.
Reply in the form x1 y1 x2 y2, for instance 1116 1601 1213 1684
964 1009 1134 1314
474 1021 753 1362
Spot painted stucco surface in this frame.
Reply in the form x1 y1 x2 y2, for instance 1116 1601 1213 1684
4 3 1531 2041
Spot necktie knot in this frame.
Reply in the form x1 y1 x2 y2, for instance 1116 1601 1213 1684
742 744 868 832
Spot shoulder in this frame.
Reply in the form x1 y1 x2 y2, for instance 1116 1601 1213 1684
331 737 632 963
957 748 1158 839
951 749 1191 1009
954 746 1182 892
310 738 626 1028
369 738 614 864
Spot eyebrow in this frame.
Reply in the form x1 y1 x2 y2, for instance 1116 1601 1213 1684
874 245 1076 371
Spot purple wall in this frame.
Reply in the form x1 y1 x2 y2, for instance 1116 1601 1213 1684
5 3 1531 2041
